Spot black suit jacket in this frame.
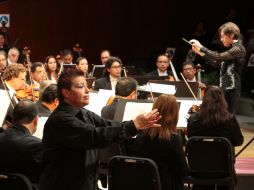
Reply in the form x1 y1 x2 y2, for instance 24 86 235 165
0 124 42 184
147 69 172 76
94 76 112 91
36 101 51 117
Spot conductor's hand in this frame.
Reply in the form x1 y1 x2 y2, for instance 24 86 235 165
190 39 205 56
133 109 161 130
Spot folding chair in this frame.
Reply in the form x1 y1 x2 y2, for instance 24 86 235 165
108 156 161 190
0 172 33 190
184 136 235 190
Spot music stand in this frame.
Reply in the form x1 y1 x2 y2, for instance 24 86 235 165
63 64 76 70
91 65 105 78
128 75 169 85
149 80 199 98
123 66 136 76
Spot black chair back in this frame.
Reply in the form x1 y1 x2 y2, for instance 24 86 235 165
0 172 33 190
185 136 235 187
108 156 161 190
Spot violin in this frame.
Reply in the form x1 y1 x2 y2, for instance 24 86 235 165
187 104 200 115
15 84 40 102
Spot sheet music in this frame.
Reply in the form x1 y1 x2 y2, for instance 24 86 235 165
0 90 14 127
33 116 48 139
85 89 115 116
177 99 202 128
138 83 176 94
122 102 153 121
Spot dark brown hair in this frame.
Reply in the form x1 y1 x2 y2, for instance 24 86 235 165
198 85 232 126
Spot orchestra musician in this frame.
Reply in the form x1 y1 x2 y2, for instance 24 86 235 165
44 55 60 84
7 47 20 65
62 49 74 64
147 54 173 79
0 50 7 72
100 49 111 65
76 57 89 77
181 61 206 90
94 56 122 91
1 63 27 101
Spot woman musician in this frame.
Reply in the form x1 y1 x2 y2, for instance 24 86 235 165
44 56 60 84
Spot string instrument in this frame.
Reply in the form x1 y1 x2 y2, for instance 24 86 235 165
180 72 200 118
73 43 83 58
56 54 64 77
15 84 39 101
196 64 205 98
165 50 180 81
20 46 38 101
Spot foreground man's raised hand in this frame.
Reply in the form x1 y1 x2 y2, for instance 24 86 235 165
133 109 162 130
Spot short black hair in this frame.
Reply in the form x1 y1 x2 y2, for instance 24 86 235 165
104 56 122 76
115 77 137 97
42 84 58 103
182 61 195 69
62 49 73 56
31 62 43 73
57 68 85 102
13 100 38 125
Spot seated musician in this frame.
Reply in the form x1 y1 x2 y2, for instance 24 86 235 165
182 61 206 89
94 56 122 91
76 57 90 77
99 77 138 188
36 84 58 117
44 56 59 84
30 62 44 85
7 47 20 65
100 49 111 65
62 49 74 64
0 100 42 189
147 54 172 78
1 63 27 101
0 50 7 72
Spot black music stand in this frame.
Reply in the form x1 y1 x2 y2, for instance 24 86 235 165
149 80 199 98
63 64 76 70
128 75 169 85
91 65 105 78
122 66 136 76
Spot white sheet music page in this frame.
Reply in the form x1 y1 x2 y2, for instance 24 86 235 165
85 89 115 116
122 102 153 121
33 116 48 139
0 90 14 127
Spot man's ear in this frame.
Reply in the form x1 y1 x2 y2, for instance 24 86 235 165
61 88 70 99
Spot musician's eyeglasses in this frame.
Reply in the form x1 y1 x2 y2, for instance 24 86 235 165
110 65 122 69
